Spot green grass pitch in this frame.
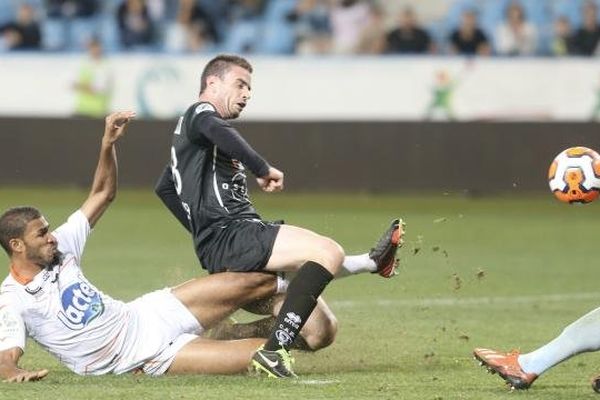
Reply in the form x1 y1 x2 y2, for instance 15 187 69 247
1 188 600 399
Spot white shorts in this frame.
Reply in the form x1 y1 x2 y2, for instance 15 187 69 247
112 288 203 376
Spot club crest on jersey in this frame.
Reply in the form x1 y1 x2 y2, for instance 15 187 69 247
57 282 104 330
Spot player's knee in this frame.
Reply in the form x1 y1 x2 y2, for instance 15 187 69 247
318 238 345 275
304 315 338 351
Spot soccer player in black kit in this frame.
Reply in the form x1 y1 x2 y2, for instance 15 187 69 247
155 55 403 378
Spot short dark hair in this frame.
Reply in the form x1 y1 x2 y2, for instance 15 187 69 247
0 206 41 255
199 54 253 95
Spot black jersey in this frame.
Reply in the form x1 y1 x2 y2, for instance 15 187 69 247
169 102 270 248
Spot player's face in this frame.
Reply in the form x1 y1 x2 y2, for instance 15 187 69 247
21 217 62 268
215 65 252 119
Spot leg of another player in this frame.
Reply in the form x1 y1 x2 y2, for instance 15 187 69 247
241 294 337 351
519 305 600 376
171 271 276 329
264 224 344 275
260 224 342 352
167 337 266 375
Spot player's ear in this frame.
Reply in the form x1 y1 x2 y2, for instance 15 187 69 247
9 238 24 254
206 75 220 92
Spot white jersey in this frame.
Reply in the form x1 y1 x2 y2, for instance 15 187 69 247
0 211 133 375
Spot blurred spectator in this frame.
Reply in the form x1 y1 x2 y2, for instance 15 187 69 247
448 9 490 56
385 7 434 54
0 3 41 51
571 1 600 56
44 0 99 51
72 37 113 118
117 0 155 49
220 0 265 53
46 0 98 18
228 0 265 22
495 1 538 56
164 0 217 53
354 2 386 54
551 16 575 56
146 0 166 23
291 0 332 55
329 0 370 54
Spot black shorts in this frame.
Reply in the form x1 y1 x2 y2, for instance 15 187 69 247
199 219 281 274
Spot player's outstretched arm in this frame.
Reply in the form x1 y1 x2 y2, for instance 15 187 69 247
0 347 48 383
80 111 136 228
256 166 284 192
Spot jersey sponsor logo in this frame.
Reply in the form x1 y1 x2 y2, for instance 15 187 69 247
231 159 245 171
230 172 250 203
57 282 104 330
195 103 215 114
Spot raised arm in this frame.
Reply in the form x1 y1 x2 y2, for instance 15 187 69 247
80 111 136 228
0 347 47 383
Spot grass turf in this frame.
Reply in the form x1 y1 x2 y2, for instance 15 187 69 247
1 188 600 399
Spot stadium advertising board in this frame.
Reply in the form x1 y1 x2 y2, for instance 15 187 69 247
1 56 599 121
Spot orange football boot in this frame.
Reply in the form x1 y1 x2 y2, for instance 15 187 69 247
369 218 405 278
473 348 538 390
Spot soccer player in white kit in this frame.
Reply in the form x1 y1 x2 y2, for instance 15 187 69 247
0 111 277 382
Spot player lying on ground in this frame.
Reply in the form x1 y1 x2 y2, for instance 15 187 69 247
155 54 405 377
0 112 279 382
474 305 600 392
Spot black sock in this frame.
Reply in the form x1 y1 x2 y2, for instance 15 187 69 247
264 261 334 351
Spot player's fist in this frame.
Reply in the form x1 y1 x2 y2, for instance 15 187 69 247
257 166 284 192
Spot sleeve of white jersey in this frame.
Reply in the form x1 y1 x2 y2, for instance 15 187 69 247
52 210 91 264
0 297 26 352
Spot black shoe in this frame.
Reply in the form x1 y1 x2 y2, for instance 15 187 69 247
369 218 404 278
251 346 296 378
592 374 600 393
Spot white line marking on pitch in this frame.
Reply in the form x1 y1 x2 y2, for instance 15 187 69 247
330 292 600 308
295 379 339 385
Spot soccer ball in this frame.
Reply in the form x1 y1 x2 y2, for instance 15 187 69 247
548 146 600 204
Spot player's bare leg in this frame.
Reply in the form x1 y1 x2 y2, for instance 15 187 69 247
167 337 266 375
170 272 289 376
171 272 276 329
264 224 344 275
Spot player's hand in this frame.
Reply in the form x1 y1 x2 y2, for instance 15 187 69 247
3 368 48 383
103 111 136 145
257 166 284 192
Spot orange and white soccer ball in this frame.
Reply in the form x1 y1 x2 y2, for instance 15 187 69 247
548 146 600 204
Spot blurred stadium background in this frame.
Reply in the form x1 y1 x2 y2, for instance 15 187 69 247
3 0 600 399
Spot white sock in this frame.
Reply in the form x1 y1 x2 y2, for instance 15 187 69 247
518 306 600 375
336 253 376 278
